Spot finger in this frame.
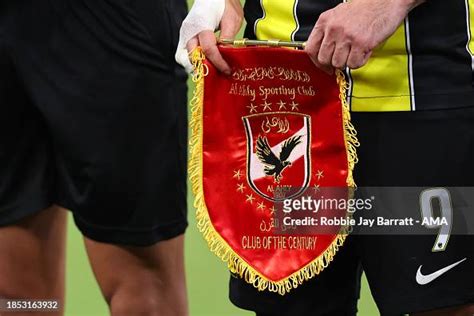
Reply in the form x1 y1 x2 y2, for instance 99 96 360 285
186 36 199 53
305 26 333 74
347 47 372 69
317 33 336 68
198 31 231 75
305 25 324 63
307 54 333 75
312 35 334 74
331 41 351 69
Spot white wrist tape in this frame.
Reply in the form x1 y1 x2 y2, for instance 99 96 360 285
175 0 226 72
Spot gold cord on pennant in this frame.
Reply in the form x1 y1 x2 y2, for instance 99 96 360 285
336 69 360 188
188 48 358 295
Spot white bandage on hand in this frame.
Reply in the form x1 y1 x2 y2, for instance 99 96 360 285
175 0 226 72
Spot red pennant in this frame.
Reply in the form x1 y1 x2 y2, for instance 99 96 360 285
189 46 358 294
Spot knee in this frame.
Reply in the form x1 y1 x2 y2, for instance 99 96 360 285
110 288 161 316
85 237 187 316
105 275 170 316
106 276 188 316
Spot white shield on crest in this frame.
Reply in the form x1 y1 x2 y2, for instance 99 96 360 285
243 112 311 201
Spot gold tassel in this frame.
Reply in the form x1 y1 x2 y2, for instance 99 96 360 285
188 48 358 295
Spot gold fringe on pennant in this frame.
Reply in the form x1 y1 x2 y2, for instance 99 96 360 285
336 69 360 188
188 47 359 295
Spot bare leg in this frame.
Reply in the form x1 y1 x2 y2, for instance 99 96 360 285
84 234 188 316
0 205 67 316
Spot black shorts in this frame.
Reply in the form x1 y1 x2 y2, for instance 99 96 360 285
230 107 474 315
0 0 188 246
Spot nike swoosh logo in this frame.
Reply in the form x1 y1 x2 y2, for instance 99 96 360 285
416 258 467 285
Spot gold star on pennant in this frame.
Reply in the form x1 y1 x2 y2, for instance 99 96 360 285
277 100 287 110
269 206 276 215
233 169 242 180
246 194 255 204
316 170 324 180
257 201 266 211
247 103 258 113
313 184 320 192
236 183 245 193
261 101 272 111
290 101 299 111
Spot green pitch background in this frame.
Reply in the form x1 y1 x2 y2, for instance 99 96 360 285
64 1 379 313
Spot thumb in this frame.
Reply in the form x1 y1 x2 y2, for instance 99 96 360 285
218 1 243 39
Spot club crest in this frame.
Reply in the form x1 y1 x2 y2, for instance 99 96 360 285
243 113 311 201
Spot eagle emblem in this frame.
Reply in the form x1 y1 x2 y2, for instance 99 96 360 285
243 113 311 201
256 135 302 183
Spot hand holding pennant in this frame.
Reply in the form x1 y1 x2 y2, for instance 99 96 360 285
188 41 359 295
